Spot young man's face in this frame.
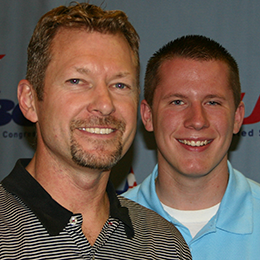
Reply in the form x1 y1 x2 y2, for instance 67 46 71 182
141 57 244 179
32 29 139 171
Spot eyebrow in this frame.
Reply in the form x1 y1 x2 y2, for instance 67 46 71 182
74 67 137 87
162 93 227 101
75 67 131 79
112 72 132 79
75 67 91 75
204 94 227 101
162 93 187 101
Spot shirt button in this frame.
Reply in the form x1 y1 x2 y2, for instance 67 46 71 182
69 216 78 226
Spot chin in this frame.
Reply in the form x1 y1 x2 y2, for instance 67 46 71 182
180 166 212 178
71 147 122 171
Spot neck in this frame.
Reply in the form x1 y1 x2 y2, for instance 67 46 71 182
27 153 111 210
155 163 229 211
26 153 111 245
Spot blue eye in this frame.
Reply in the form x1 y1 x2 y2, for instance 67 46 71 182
115 83 127 89
69 79 80 84
208 101 219 105
172 100 184 105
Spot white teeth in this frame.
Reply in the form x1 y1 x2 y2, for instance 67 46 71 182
78 128 113 134
179 139 210 147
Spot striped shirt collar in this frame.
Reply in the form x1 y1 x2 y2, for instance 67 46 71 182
2 159 134 238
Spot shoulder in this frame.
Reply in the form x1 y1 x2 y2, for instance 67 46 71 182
122 183 141 199
118 195 185 239
118 196 192 259
247 178 260 199
123 171 155 200
0 184 29 217
0 184 15 206
232 168 260 200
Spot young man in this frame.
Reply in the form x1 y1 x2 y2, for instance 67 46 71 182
124 35 260 259
0 4 192 259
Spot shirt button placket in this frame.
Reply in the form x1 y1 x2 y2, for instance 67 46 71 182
69 216 78 226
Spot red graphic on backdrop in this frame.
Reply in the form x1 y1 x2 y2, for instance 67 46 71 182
0 55 5 60
241 93 260 125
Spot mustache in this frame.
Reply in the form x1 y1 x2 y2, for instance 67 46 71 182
70 116 126 132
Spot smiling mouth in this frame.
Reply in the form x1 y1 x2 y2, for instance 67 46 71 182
178 139 212 147
78 127 114 134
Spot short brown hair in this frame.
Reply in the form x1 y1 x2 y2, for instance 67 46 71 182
26 2 140 100
144 35 241 109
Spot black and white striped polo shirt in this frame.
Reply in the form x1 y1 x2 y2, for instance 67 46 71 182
0 159 191 260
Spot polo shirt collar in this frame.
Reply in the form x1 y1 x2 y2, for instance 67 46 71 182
146 162 253 235
2 159 134 237
215 161 253 234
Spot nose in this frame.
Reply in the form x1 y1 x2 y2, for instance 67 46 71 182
87 84 115 116
184 103 209 130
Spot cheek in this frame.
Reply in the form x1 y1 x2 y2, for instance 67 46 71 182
120 99 138 122
119 101 138 149
154 109 178 133
37 99 73 136
214 113 235 134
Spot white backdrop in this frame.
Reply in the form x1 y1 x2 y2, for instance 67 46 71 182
1 0 260 191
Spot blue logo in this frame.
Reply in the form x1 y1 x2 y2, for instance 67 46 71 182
0 99 34 126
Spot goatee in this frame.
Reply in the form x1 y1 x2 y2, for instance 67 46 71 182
70 116 126 170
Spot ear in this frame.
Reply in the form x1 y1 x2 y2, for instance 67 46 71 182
233 101 245 134
17 80 38 123
140 99 154 132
